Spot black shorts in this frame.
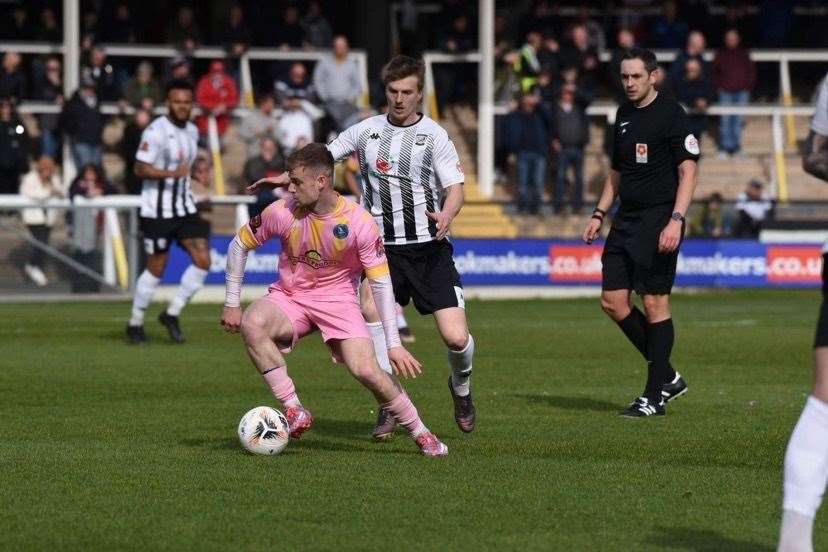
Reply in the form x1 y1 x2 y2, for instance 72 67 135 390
816 253 828 348
386 240 464 315
601 227 679 296
140 215 210 255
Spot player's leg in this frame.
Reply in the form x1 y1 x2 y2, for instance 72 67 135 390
127 245 168 344
640 293 679 400
780 269 828 552
331 337 447 456
403 240 476 432
157 219 211 342
240 296 313 438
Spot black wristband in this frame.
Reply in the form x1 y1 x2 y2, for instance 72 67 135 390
591 214 604 223
593 207 606 216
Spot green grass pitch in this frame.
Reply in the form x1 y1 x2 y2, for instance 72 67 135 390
0 290 824 551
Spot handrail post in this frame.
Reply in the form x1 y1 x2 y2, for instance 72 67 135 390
779 55 797 148
772 111 789 203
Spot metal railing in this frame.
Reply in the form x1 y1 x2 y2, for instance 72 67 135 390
424 50 826 198
0 194 254 292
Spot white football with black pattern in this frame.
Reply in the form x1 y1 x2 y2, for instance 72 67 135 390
237 406 290 455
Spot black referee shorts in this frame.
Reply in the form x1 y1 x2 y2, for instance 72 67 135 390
816 253 828 348
601 227 679 296
140 215 211 255
386 240 464 315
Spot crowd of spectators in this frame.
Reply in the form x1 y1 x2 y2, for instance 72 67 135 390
481 0 801 215
0 2 371 287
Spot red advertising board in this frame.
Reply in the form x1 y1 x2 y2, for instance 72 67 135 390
766 246 823 284
548 244 603 282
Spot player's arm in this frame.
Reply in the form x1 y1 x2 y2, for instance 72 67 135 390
659 159 698 253
428 131 466 240
221 206 280 332
365 262 422 378
221 224 261 333
582 169 620 244
426 183 464 241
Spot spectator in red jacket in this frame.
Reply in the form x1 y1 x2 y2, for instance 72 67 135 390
713 28 756 158
195 60 239 139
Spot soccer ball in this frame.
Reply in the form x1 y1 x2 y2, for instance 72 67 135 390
237 406 290 455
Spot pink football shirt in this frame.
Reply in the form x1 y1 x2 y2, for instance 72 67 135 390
240 196 388 298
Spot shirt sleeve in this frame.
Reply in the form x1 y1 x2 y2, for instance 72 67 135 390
811 75 828 136
667 103 701 164
433 130 465 188
610 106 623 171
355 211 390 279
327 123 358 162
237 200 290 249
135 124 163 165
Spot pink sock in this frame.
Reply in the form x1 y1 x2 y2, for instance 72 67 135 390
383 393 427 438
262 366 300 408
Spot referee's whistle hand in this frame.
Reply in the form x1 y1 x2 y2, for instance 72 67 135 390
658 221 682 253
582 218 601 244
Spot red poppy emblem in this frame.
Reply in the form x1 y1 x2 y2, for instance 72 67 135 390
376 159 392 173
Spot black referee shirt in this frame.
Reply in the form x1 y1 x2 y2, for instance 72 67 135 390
611 92 700 211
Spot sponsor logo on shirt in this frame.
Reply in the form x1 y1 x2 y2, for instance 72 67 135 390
636 143 648 164
289 249 339 270
370 133 380 140
415 134 428 145
139 141 149 151
376 159 392 173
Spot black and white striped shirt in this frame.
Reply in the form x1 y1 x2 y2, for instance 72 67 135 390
327 113 465 245
135 116 199 219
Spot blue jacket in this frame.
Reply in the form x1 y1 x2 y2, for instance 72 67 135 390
502 108 550 155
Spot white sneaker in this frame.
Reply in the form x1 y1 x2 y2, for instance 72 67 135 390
24 264 48 287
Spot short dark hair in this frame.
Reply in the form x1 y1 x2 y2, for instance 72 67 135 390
381 55 425 91
621 48 659 74
165 79 194 96
286 143 334 178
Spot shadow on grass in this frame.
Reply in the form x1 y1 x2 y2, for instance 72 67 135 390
512 393 619 413
651 526 774 552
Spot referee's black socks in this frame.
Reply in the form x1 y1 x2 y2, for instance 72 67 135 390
644 318 676 400
615 307 676 390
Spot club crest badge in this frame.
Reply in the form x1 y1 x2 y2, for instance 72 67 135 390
636 143 648 164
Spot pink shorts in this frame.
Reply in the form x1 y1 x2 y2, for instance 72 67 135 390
263 286 370 362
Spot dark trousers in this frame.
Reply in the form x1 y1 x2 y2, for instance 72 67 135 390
516 151 546 214
27 224 50 267
554 146 584 211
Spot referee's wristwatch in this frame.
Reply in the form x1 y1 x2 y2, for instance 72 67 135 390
670 211 686 223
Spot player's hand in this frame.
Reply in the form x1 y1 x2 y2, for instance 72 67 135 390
425 211 453 240
388 346 422 379
658 219 683 253
221 306 243 333
247 172 290 194
171 164 190 179
582 217 602 244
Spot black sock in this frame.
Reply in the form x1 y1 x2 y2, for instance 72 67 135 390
616 306 675 376
615 306 649 357
644 318 676 400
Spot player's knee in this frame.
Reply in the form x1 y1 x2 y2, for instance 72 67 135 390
642 295 669 319
444 332 469 351
240 311 267 344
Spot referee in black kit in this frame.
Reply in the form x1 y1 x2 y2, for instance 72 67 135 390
582 48 699 417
